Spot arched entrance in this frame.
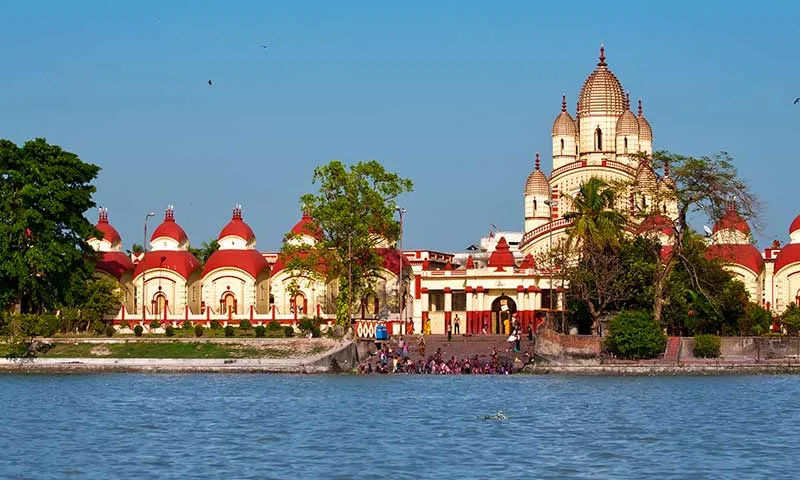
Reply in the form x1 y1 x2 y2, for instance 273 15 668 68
490 296 517 335
290 292 307 315
220 292 237 315
152 292 168 315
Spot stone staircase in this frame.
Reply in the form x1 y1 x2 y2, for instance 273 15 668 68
663 336 681 363
385 334 535 367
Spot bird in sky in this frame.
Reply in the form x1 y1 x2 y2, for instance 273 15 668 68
794 97 800 104
208 80 213 86
260 42 270 49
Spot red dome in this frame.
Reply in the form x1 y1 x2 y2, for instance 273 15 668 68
706 244 764 275
790 214 800 235
218 206 255 242
488 237 516 270
775 243 800 274
133 250 200 279
96 251 134 279
202 249 269 279
150 208 188 244
713 206 750 235
290 211 322 239
90 209 121 245
636 214 674 237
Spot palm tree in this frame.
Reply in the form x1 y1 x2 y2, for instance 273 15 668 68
563 177 626 252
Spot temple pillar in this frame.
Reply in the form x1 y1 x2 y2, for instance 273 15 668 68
476 286 485 334
444 287 452 334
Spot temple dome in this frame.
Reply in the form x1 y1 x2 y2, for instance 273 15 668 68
90 208 121 247
218 206 255 242
616 95 639 136
578 46 625 117
525 153 550 196
637 99 653 141
713 205 750 235
552 95 576 136
151 207 188 244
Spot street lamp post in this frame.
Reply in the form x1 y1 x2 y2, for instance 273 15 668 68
395 206 406 335
142 212 155 318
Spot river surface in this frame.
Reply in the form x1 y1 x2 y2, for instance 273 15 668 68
0 374 797 479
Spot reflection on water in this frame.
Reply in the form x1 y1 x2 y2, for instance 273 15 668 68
0 374 797 479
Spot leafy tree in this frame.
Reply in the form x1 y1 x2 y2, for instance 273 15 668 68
189 239 219 266
129 244 144 255
80 276 123 333
282 160 413 326
605 310 666 360
0 138 100 313
558 178 627 333
782 304 800 336
740 303 772 336
631 151 759 325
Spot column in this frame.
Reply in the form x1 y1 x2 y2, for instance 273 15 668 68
420 287 429 334
465 286 474 334
476 286 485 334
444 287 452 334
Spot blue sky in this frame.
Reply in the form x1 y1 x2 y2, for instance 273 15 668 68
1 1 798 251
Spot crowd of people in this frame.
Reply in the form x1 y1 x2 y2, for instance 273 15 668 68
357 338 532 375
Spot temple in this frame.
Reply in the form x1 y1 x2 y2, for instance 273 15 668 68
91 47 797 334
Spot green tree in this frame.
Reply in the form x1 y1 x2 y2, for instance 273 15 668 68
560 178 627 334
605 310 666 360
0 138 100 313
80 276 123 333
782 304 800 336
189 239 219 266
632 151 759 326
740 303 772 336
282 160 413 326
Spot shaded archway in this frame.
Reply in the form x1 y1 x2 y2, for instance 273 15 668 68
490 295 517 335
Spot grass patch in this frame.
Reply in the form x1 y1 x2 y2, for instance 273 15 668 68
35 342 313 359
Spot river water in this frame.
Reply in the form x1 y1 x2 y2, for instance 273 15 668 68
0 374 797 479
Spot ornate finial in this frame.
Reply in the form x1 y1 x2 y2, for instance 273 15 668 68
165 205 174 221
637 99 643 117
561 94 567 113
625 92 630 110
535 152 540 171
98 207 108 223
232 204 242 220
598 44 606 66
301 205 311 218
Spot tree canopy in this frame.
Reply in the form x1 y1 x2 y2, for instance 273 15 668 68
0 138 100 313
281 160 413 325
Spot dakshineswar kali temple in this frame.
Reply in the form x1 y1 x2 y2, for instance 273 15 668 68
92 47 800 335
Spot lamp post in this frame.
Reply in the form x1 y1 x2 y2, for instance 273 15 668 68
142 211 155 317
395 206 406 335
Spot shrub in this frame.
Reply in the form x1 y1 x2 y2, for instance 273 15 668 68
4 314 60 337
298 317 322 338
210 320 222 330
605 311 666 360
105 325 115 337
119 320 131 331
194 325 204 337
693 334 721 358
740 303 772 336
782 304 800 336
165 325 175 337
182 319 193 330
254 325 266 338
224 325 235 337
283 326 294 338
240 319 252 330
149 320 161 330
267 320 281 331
134 325 144 337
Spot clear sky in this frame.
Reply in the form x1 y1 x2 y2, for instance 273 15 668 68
1 1 798 252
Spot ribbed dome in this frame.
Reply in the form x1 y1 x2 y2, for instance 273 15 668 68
525 153 550 196
552 95 576 136
578 46 625 117
637 99 653 141
634 163 658 190
616 95 639 136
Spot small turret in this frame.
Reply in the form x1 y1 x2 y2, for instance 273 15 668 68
524 153 552 233
615 93 640 162
637 99 653 155
551 94 578 170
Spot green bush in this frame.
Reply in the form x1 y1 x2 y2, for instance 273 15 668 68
3 314 59 337
254 325 266 338
224 325 235 337
105 325 115 337
740 303 772 336
194 325 204 337
182 319 193 330
149 320 161 330
134 325 144 337
782 304 800 336
298 317 322 338
283 326 294 338
605 311 667 360
119 320 131 331
240 319 252 330
165 325 175 337
693 334 721 358
267 320 281 331
210 320 222 330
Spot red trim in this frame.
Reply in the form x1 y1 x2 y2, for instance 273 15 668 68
415 275 421 299
443 287 451 293
476 286 484 293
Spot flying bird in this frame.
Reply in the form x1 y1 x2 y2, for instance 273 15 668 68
795 97 800 104
208 80 213 86
260 42 270 49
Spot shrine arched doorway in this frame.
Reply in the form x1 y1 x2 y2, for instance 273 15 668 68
490 295 517 335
